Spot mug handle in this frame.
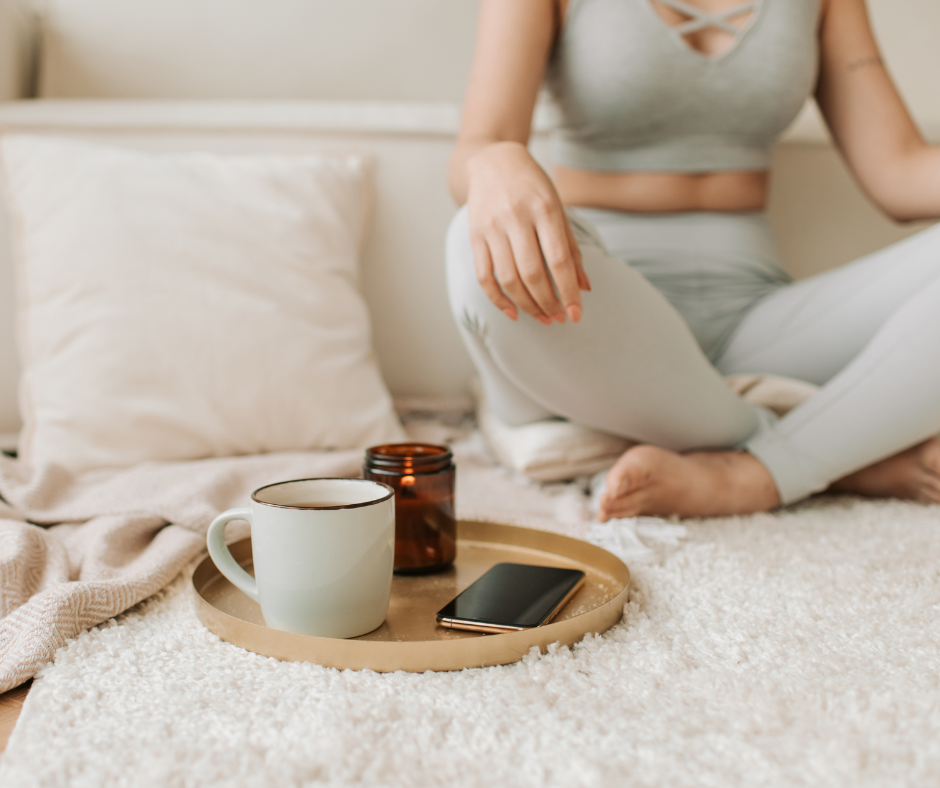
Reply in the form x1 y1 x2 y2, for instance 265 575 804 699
206 507 259 602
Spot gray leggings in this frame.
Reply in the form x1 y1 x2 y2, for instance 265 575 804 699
445 206 940 504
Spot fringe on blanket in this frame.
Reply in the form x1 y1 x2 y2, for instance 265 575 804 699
588 518 688 564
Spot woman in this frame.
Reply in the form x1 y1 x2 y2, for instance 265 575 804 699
445 0 940 520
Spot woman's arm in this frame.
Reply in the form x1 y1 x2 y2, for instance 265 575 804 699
447 0 554 204
448 0 589 325
816 0 940 222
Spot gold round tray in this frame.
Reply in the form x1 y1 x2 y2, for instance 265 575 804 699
192 519 629 672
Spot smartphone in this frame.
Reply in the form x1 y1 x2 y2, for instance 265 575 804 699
436 562 586 633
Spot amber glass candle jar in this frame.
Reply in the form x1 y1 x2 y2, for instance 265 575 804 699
363 443 456 575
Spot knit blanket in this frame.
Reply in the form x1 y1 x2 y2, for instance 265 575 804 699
0 448 367 692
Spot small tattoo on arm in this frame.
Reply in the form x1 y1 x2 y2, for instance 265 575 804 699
847 55 883 73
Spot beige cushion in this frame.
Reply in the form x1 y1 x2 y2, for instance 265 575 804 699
1 134 404 473
0 103 503 428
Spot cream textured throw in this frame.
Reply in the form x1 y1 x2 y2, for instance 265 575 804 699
0 450 363 692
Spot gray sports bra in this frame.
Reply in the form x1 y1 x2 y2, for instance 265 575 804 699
544 0 820 172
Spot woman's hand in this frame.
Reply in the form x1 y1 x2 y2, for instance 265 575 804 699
448 0 588 322
465 141 590 325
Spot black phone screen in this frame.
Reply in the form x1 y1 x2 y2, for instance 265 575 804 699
436 563 586 629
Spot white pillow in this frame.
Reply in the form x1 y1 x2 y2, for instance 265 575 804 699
471 378 634 482
1 135 405 473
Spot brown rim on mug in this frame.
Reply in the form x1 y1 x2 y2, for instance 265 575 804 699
251 477 395 511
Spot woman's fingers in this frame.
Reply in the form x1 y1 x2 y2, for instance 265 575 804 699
508 224 566 323
464 143 590 325
487 232 553 325
475 204 588 326
564 214 592 293
471 238 518 320
532 204 583 323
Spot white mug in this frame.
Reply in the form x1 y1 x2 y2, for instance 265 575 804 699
206 477 395 638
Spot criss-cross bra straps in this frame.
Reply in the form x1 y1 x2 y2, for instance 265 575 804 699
653 0 757 36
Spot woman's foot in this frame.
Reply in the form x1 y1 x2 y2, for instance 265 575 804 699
598 445 780 521
829 438 940 503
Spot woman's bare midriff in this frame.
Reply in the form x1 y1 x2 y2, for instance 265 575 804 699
553 165 769 213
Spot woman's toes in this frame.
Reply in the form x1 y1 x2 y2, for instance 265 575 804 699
598 485 646 520
916 470 940 504
598 445 778 519
598 446 668 520
831 438 940 503
598 485 652 520
605 458 632 500
605 446 660 497
920 438 940 475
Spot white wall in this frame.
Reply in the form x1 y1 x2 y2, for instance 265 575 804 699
764 0 939 278
30 0 940 137
0 187 18 436
868 0 940 135
36 0 479 102
0 0 34 101
764 0 940 279
768 146 933 281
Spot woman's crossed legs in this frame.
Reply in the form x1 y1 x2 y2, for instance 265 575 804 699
445 206 940 517
718 223 940 506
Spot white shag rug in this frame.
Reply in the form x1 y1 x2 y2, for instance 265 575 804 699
3 483 940 787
